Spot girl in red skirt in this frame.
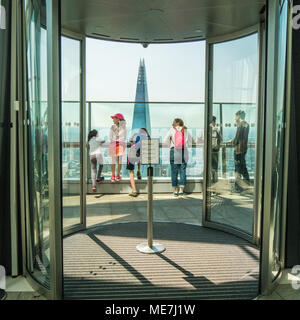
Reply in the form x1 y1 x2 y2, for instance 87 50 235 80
109 113 127 182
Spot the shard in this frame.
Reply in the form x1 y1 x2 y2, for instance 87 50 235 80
132 59 151 135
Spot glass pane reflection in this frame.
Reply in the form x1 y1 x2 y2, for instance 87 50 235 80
25 0 50 288
271 0 288 280
207 33 259 235
61 36 81 229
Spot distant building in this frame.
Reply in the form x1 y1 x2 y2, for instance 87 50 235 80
132 59 151 135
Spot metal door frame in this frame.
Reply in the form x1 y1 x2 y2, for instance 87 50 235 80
260 0 292 295
10 0 20 277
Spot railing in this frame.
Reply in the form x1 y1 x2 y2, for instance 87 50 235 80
61 101 257 181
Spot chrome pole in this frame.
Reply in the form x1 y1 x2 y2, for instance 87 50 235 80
137 140 165 254
147 166 153 249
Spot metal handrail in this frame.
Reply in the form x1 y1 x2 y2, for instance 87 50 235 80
61 100 257 105
62 142 256 149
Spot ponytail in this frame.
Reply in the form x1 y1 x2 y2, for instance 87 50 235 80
88 129 98 142
140 128 151 139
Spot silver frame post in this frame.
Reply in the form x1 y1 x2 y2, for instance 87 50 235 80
47 0 63 300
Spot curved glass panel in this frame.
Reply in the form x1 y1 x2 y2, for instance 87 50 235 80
78 39 207 228
24 0 50 288
207 33 259 235
85 102 205 227
61 36 81 229
271 0 288 281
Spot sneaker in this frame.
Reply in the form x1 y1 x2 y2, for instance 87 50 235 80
111 175 116 183
116 175 121 182
173 192 179 197
96 177 105 183
137 171 142 180
92 187 97 193
129 191 138 197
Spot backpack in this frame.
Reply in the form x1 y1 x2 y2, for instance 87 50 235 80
128 143 139 163
174 128 185 149
128 133 147 163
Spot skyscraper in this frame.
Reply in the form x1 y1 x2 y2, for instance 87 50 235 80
132 59 151 135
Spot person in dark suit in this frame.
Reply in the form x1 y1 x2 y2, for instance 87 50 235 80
228 110 250 192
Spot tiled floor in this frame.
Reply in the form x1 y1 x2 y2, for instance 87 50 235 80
63 192 253 234
258 269 300 300
5 276 46 300
6 291 47 300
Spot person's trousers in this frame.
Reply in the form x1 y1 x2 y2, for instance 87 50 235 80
90 154 103 187
211 151 219 183
170 148 187 188
234 152 250 182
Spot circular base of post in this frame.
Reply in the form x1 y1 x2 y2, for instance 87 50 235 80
136 242 166 254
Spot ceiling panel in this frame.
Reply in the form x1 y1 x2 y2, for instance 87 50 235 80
61 0 266 43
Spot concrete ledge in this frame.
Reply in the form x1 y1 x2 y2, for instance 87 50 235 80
63 178 203 195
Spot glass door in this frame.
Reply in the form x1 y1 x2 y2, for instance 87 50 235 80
261 0 291 294
61 32 86 235
203 28 262 243
24 0 51 290
23 0 62 299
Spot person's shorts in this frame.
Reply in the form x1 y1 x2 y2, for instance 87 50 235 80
126 157 135 171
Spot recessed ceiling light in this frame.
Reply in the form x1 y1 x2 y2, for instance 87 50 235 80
147 8 164 16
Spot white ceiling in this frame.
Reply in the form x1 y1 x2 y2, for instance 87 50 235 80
61 0 266 43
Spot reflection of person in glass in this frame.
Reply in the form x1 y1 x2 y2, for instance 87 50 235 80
210 116 222 184
87 130 105 193
228 110 250 191
164 118 193 197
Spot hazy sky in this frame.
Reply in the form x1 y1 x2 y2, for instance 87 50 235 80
61 33 258 127
85 34 258 104
86 39 206 102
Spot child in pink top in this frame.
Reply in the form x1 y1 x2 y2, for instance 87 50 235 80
109 113 127 182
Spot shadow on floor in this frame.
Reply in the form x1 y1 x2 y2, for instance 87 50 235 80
64 222 259 300
63 194 253 234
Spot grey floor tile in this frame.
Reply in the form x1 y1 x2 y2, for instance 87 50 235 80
259 291 283 300
275 284 300 299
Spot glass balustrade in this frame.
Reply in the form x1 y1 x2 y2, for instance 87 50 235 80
61 101 256 183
